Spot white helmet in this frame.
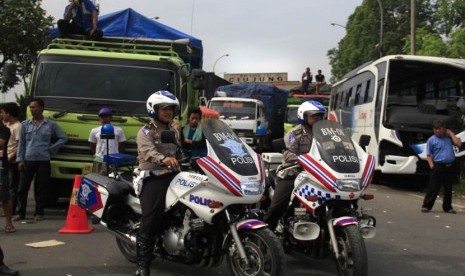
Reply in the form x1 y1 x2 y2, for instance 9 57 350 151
297 100 326 124
146 90 179 118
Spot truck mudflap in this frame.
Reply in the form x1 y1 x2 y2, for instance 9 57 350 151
236 219 268 230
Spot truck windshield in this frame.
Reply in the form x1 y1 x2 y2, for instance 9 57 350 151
33 57 177 115
210 101 257 119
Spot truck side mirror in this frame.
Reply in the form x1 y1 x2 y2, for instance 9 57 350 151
191 69 206 90
2 63 17 86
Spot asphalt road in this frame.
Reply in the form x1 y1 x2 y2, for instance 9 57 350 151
1 182 464 276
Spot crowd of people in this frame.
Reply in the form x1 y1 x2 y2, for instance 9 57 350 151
0 88 462 275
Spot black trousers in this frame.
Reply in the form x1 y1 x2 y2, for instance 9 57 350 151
138 174 174 238
17 161 51 217
57 19 103 40
9 164 20 215
422 163 455 211
0 246 4 266
264 177 295 230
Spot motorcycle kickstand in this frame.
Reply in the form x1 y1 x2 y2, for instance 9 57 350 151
327 219 341 259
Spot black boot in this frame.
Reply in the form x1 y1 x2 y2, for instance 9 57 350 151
0 264 19 276
135 234 154 276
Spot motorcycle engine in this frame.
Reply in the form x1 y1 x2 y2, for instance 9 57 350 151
163 209 205 256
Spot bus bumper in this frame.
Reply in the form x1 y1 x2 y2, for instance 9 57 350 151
380 155 418 174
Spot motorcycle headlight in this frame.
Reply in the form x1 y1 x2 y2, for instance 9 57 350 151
241 181 264 196
336 179 362 192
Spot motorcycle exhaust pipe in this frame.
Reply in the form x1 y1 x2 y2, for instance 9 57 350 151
101 222 137 245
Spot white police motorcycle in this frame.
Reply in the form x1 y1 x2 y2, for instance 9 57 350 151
77 119 285 276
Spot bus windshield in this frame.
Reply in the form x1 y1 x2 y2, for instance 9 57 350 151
33 58 177 115
210 101 257 120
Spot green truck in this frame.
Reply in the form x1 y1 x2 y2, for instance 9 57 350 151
22 36 204 204
284 93 331 133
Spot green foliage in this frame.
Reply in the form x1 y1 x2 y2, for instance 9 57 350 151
0 0 53 94
327 0 464 83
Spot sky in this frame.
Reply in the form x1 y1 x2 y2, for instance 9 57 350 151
3 0 363 102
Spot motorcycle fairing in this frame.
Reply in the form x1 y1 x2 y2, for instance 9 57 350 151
198 156 242 196
298 154 337 192
333 216 358 227
360 154 375 190
236 219 267 230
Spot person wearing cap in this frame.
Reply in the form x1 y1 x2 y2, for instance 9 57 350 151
421 120 462 214
88 107 126 175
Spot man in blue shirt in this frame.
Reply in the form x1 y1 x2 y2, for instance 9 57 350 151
15 98 68 222
421 120 462 214
57 0 103 40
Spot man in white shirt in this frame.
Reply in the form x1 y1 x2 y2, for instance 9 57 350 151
88 107 126 175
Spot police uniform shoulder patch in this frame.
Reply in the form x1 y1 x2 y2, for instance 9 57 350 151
289 135 296 144
142 128 150 135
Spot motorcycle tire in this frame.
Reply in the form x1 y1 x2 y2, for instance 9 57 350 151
334 224 368 276
226 228 285 276
116 237 137 263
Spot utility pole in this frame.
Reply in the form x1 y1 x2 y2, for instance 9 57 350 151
410 0 416 55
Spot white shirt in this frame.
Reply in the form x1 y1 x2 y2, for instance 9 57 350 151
88 125 126 161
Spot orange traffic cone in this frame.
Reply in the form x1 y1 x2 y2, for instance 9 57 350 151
58 175 94 234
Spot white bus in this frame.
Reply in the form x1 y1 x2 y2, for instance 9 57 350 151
328 55 465 176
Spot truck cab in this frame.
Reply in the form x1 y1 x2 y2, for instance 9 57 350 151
208 96 266 146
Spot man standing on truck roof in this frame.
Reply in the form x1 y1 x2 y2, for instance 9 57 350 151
57 0 103 40
301 67 312 94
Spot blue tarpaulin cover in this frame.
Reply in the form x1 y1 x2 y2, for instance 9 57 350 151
50 8 203 69
215 83 289 140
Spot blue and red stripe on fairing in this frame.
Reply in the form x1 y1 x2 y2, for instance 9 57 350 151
361 154 375 190
236 219 267 230
197 156 242 196
298 154 337 192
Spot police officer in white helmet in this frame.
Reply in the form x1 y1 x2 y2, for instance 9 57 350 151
135 91 182 276
264 100 326 231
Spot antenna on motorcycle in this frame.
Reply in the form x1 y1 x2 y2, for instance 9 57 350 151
101 124 115 175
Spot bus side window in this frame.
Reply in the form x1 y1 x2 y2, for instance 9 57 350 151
346 88 353 107
354 84 362 105
364 80 372 103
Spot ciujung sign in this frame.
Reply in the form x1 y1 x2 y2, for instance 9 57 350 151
225 73 288 83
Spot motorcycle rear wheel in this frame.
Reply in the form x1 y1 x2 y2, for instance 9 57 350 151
226 228 285 276
334 224 368 276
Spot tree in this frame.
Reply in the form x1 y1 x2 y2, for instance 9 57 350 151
327 0 438 83
0 0 53 94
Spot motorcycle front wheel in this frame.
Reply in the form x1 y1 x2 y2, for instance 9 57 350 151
334 224 368 276
226 228 285 276
116 237 137 263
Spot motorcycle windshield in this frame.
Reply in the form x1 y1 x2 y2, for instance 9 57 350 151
312 120 360 173
202 119 258 176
